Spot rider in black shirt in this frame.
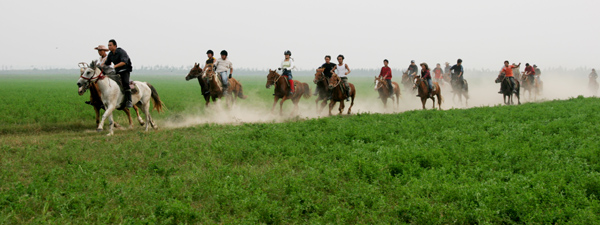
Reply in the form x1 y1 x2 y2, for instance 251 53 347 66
105 39 133 109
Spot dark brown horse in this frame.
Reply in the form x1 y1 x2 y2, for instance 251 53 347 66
266 70 311 116
401 70 415 94
374 76 401 109
186 63 246 107
450 77 469 106
495 74 521 105
313 68 330 114
327 73 355 115
415 76 442 110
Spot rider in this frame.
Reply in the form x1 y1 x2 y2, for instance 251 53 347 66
379 59 393 98
94 45 109 66
523 63 536 85
444 62 451 78
450 58 464 90
280 50 295 95
318 55 336 98
432 63 443 85
533 64 541 84
104 39 133 109
420 63 435 97
334 54 351 101
214 50 233 95
499 60 521 93
407 60 418 79
590 69 598 80
202 50 217 94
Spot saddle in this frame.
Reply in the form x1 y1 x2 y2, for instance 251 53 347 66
105 74 139 94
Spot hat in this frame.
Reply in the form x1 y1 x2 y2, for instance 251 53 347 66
94 45 108 51
411 60 415 63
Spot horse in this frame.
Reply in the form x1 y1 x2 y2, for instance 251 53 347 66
495 74 521 105
327 73 355 115
266 69 311 116
374 76 401 109
77 60 164 135
414 76 442 110
313 68 330 114
450 77 469 106
401 70 414 94
520 72 539 100
77 63 145 128
186 63 247 107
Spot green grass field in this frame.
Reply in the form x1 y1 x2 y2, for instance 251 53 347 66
1 74 600 224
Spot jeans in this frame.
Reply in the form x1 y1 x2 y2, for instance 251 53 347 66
282 69 292 78
508 77 516 90
386 79 393 91
218 71 229 87
427 78 434 91
341 77 349 89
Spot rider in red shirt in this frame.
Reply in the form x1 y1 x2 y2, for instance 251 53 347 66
379 59 393 94
523 63 536 85
432 63 443 85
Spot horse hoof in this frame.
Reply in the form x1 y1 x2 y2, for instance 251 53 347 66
96 128 103 132
107 133 113 136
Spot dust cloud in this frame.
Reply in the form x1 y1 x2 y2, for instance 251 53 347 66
161 72 595 129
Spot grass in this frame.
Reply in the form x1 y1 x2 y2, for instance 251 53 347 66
1 74 600 223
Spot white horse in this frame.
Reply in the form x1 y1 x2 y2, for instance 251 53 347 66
77 60 164 135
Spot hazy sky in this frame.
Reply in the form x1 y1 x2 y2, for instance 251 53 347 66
1 0 598 70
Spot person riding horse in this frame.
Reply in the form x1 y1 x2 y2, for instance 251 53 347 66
432 63 444 85
379 59 393 98
334 54 351 101
407 60 418 80
202 50 217 95
499 60 521 94
103 39 133 110
419 63 435 98
450 58 464 90
279 50 295 95
214 50 233 95
523 63 536 85
317 55 336 99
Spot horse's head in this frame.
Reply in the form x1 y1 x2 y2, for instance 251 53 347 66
77 66 95 96
314 68 325 84
185 63 203 81
374 76 383 90
328 73 340 89
266 69 279 88
495 73 505 83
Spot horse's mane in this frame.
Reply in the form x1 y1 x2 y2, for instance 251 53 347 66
89 60 98 70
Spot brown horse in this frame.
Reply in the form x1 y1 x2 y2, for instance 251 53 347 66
374 76 401 109
313 68 330 114
327 73 355 115
520 72 539 100
266 70 311 116
415 76 442 110
450 77 469 106
186 63 247 107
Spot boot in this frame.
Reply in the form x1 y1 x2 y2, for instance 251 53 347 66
345 90 350 101
118 90 133 110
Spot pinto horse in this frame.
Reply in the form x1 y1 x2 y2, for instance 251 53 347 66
187 63 247 107
327 73 355 115
415 76 442 110
266 70 311 116
374 76 401 109
313 68 330 114
77 60 164 135
495 73 521 105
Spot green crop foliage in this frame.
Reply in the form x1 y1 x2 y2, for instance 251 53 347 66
1 74 599 224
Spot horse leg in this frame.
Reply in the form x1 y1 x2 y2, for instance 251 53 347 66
348 91 355 115
339 100 345 115
107 113 114 136
271 97 280 115
328 100 335 116
279 97 288 116
98 105 116 133
320 99 328 114
421 98 426 109
133 104 145 126
94 106 101 127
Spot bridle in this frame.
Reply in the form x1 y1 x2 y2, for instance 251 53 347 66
267 71 283 85
79 68 105 83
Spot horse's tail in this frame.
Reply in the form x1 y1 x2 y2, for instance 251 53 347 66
302 82 311 99
147 83 165 112
236 80 248 99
